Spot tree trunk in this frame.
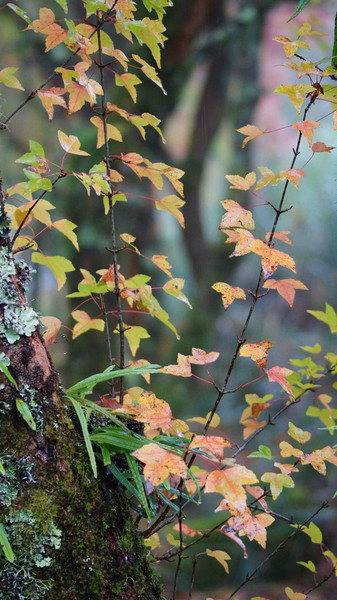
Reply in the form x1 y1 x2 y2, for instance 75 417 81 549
0 194 162 599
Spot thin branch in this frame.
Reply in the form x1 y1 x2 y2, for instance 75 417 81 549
187 554 198 600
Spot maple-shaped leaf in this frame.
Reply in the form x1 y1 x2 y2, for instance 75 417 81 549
261 472 294 500
162 278 192 308
273 35 309 58
188 412 220 428
274 84 313 115
279 441 304 459
28 8 67 51
122 389 172 433
265 366 294 396
226 172 256 190
188 348 220 365
40 316 62 345
132 443 187 486
151 255 172 277
31 253 75 291
285 587 306 600
265 231 293 245
227 508 274 548
300 521 323 545
323 550 337 575
263 279 308 307
155 195 185 227
189 435 231 460
307 303 337 334
123 325 150 356
312 141 335 153
292 120 321 147
288 421 311 444
173 523 202 538
205 465 258 512
90 116 123 148
115 72 142 102
219 200 255 230
301 446 337 475
131 54 166 95
53 219 79 251
240 340 273 370
223 229 256 257
274 462 299 476
255 166 283 191
280 168 306 190
246 485 270 510
9 199 55 230
251 240 296 278
162 353 192 377
58 130 89 156
0 67 24 91
237 124 264 148
37 87 67 120
72 310 105 339
206 549 231 574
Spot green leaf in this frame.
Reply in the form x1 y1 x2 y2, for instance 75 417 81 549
31 253 75 291
7 3 32 24
300 343 321 354
0 460 4 476
297 560 316 573
248 445 274 460
287 0 311 22
307 303 337 334
69 396 97 478
67 364 161 397
0 358 18 389
300 521 323 544
83 0 108 17
125 453 151 519
16 398 36 431
0 67 24 91
0 524 14 563
142 0 172 17
54 0 68 13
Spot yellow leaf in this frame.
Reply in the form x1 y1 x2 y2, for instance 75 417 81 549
31 252 75 291
205 465 258 512
273 84 313 115
261 472 294 500
206 549 231 574
90 116 122 148
162 353 192 377
219 200 255 230
251 240 296 278
288 422 311 444
58 130 89 155
226 172 256 190
188 412 220 428
0 67 24 91
155 195 185 228
123 325 150 356
72 310 105 339
123 389 172 433
239 340 273 370
237 124 264 148
163 278 191 308
132 443 188 486
115 72 142 102
285 586 306 600
53 219 79 251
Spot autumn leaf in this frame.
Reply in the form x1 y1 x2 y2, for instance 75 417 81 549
279 441 304 459
189 435 231 461
288 422 311 444
0 67 24 91
188 412 220 428
90 116 123 148
206 549 231 574
115 72 142 102
265 366 294 396
123 325 150 356
40 316 62 345
162 278 192 308
173 523 202 538
239 340 273 370
280 168 306 190
122 389 172 433
155 195 185 228
274 462 299 476
223 229 256 257
150 255 172 277
37 88 67 120
255 166 283 191
301 446 337 475
285 587 306 600
31 253 75 291
53 219 79 251
72 310 105 339
250 240 296 278
263 279 308 307
58 130 89 156
219 200 255 230
292 120 321 147
226 172 256 190
162 353 192 377
312 141 335 153
265 231 293 245
273 84 313 115
188 348 220 365
227 509 274 548
261 472 294 500
28 8 67 51
273 35 309 58
300 522 323 544
205 465 258 512
132 443 188 486
237 124 264 148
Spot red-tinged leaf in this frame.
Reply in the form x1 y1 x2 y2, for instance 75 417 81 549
219 200 255 230
65 81 91 114
273 84 313 115
72 310 105 340
115 72 142 102
122 389 172 432
188 348 220 365
132 443 188 486
251 240 296 278
90 116 122 148
189 435 232 460
292 120 321 147
312 141 335 153
246 485 270 510
265 366 294 396
184 467 208 496
280 168 306 190
206 549 231 574
285 587 306 600
288 421 311 444
221 529 248 557
31 253 75 291
162 353 192 377
239 340 273 370
273 36 309 58
261 472 294 500
124 325 150 356
223 229 256 256
301 446 337 475
162 278 192 308
265 231 293 245
263 278 308 307
40 316 62 345
37 88 67 120
120 233 139 253
274 462 299 475
53 219 79 251
205 465 258 512
237 124 264 148
227 508 274 548
173 523 202 537
150 255 172 277
226 172 256 190
155 195 185 228
255 166 283 191
29 8 67 51
58 130 89 156
0 67 24 91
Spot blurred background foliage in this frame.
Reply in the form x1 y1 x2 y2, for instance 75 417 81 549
0 0 336 597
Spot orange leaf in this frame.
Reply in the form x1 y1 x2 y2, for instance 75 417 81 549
37 88 67 120
122 389 172 434
312 141 335 153
155 195 185 228
227 508 274 548
162 353 192 377
301 446 337 475
265 366 293 396
240 340 273 370
251 240 296 278
189 435 232 460
226 172 256 190
292 120 321 147
29 8 67 51
90 116 122 148
188 348 220 365
205 465 258 512
279 168 306 190
223 229 256 256
150 254 172 277
219 200 255 230
40 316 62 345
173 523 202 537
132 443 188 486
263 278 308 307
274 462 299 475
237 124 264 148
265 231 293 245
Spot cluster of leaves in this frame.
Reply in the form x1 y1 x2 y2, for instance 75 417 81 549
1 1 337 599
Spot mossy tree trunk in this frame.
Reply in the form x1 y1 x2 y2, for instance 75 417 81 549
0 196 162 599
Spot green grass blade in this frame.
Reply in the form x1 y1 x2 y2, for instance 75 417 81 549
0 524 14 563
69 396 97 478
125 454 151 519
67 364 161 397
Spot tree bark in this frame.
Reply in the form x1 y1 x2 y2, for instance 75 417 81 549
0 193 162 599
